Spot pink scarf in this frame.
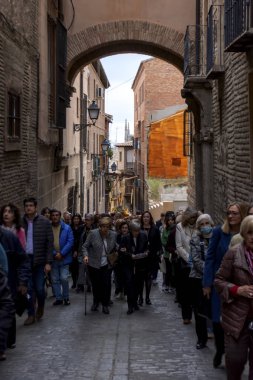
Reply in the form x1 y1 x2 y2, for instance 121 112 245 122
245 247 253 277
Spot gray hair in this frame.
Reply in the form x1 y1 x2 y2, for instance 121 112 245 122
196 214 214 230
129 220 141 231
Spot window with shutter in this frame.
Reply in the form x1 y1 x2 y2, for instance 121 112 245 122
48 16 56 125
56 20 67 128
7 93 21 139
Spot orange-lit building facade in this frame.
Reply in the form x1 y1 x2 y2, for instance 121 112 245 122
148 107 188 179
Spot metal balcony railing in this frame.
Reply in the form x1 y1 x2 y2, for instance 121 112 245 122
184 25 207 80
207 4 225 78
225 0 253 51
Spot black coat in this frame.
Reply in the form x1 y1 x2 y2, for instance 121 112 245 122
120 231 148 270
142 225 162 269
71 225 84 253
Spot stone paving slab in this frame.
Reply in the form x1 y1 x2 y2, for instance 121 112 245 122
0 276 248 380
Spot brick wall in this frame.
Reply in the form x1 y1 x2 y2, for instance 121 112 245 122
212 52 252 222
144 58 184 116
0 1 39 209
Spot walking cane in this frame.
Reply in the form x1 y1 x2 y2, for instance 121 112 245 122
84 264 87 316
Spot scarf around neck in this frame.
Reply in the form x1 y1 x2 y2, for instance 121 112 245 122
245 247 253 277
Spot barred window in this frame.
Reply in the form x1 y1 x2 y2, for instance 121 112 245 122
8 93 21 139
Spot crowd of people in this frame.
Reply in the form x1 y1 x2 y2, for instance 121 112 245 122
0 198 253 379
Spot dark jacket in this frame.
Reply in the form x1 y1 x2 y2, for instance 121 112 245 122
0 227 30 295
71 225 84 253
203 226 232 322
23 214 54 267
53 221 74 265
121 231 149 270
142 225 162 269
0 268 15 352
215 243 253 339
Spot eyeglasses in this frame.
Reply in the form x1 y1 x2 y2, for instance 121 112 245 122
226 211 240 216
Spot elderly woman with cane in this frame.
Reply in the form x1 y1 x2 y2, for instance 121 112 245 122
82 217 117 315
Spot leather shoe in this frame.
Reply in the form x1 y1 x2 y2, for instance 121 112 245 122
134 304 140 311
91 303 99 311
145 298 152 305
0 352 6 361
127 307 134 315
196 342 206 350
183 319 191 325
102 306 110 314
24 316 35 326
213 352 222 368
137 297 143 306
53 300 63 306
36 307 44 320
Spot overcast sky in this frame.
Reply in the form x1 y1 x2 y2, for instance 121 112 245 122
101 54 150 145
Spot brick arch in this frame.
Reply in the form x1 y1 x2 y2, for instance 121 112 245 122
67 20 184 84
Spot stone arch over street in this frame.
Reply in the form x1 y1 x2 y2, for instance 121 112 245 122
67 20 185 84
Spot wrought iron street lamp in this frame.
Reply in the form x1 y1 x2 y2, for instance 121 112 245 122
73 100 100 132
101 138 110 153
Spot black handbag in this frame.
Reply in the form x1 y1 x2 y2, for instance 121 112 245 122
15 293 29 317
179 257 190 270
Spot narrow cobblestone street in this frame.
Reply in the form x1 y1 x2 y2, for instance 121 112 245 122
1 275 247 380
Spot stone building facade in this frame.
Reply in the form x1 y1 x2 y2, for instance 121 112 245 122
63 61 110 215
132 58 184 211
0 1 110 215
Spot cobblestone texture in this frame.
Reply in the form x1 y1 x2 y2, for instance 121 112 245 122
0 275 248 380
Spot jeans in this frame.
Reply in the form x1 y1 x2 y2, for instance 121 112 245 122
51 262 70 300
27 256 46 316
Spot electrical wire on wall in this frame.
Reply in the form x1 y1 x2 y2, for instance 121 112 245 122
67 0 75 31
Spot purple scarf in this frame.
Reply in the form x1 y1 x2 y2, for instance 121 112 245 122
245 247 253 277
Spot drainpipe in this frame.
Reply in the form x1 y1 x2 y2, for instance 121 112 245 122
196 0 201 73
80 71 84 215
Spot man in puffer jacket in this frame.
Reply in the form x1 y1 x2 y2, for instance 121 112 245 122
50 209 74 306
23 197 53 325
